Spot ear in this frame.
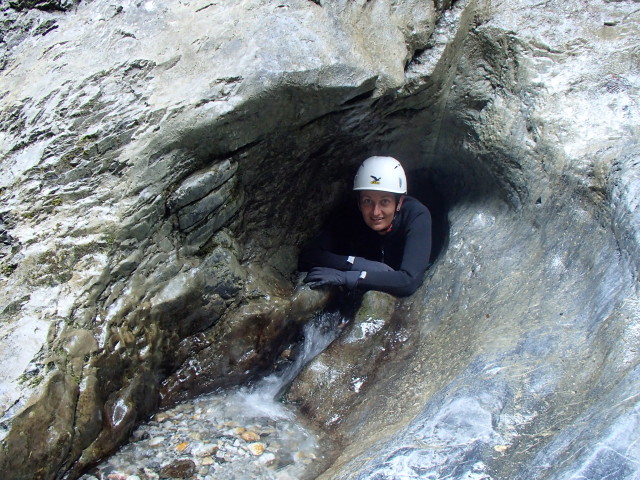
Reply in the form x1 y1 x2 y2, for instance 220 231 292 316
396 195 405 212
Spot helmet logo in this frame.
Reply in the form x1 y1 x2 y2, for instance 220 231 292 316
370 175 381 184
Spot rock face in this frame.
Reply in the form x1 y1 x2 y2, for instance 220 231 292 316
0 0 638 479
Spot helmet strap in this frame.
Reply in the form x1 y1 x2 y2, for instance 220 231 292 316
385 195 405 233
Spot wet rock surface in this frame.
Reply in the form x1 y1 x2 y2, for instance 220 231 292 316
287 291 409 427
314 200 640 479
0 0 639 479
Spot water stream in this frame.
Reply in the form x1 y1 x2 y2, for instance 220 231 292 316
81 311 344 480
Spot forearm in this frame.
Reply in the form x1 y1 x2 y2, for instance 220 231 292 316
298 245 351 271
356 269 423 297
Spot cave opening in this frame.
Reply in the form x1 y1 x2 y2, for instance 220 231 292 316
405 167 452 267
227 86 519 299
235 148 459 289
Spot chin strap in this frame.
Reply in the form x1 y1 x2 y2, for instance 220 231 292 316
385 194 406 233
385 207 400 233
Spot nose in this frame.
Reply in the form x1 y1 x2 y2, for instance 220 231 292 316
373 203 382 216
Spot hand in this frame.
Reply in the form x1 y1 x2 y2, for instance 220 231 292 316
350 257 393 272
304 267 360 289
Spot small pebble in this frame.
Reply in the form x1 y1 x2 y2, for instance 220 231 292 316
159 459 196 478
148 436 165 447
259 452 277 466
142 468 159 479
106 474 127 480
193 443 219 457
248 442 266 456
241 431 261 442
175 441 189 452
155 413 170 422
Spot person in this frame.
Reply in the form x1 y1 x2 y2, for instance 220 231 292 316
298 156 432 297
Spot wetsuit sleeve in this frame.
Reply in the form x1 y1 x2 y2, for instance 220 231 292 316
298 228 352 272
356 208 432 297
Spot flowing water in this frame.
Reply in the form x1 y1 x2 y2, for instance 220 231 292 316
81 311 345 480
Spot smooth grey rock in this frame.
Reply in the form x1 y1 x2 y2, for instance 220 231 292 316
287 290 401 427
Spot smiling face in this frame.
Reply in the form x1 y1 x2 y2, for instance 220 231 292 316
358 190 404 234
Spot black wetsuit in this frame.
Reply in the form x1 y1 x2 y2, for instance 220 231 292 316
298 196 432 297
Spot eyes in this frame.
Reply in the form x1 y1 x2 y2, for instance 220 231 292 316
360 197 392 208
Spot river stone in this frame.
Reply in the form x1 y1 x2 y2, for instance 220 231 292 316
0 0 639 479
159 459 196 479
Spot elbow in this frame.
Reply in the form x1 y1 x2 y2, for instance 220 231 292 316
388 274 424 297
393 283 420 297
397 266 429 296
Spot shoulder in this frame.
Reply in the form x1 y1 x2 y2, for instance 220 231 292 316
402 196 431 220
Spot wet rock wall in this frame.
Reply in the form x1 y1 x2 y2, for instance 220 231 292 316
289 1 640 478
0 0 451 477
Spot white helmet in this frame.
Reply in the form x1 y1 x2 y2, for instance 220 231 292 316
353 156 407 194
